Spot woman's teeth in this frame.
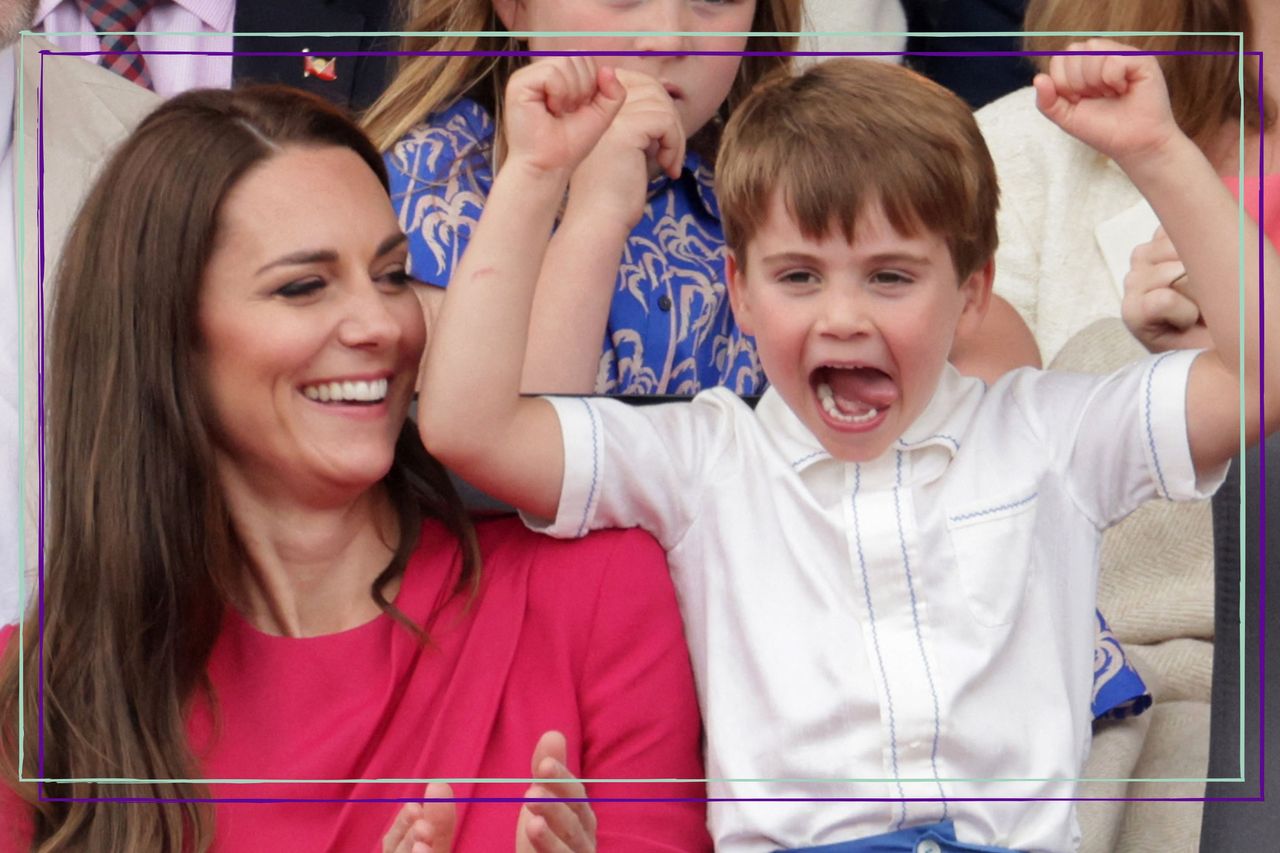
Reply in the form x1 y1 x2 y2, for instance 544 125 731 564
816 381 880 424
302 378 389 403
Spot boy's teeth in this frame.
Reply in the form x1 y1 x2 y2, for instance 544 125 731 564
816 381 879 425
302 378 389 403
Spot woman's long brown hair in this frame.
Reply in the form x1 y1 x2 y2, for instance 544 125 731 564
0 86 481 851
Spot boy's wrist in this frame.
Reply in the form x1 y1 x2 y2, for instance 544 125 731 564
1113 131 1201 188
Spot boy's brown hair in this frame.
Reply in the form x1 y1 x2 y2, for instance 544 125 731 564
717 58 999 280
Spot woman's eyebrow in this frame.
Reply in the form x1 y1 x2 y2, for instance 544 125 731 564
375 233 408 257
254 234 408 275
255 249 337 275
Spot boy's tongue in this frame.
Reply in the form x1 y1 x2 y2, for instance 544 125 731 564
824 367 898 414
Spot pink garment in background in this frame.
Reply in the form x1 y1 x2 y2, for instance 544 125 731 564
1224 172 1280 248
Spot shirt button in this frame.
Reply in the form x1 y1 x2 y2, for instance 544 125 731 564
657 294 673 312
915 840 942 853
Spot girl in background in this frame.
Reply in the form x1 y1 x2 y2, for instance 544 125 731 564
363 0 802 395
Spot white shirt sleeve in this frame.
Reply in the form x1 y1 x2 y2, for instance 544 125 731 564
524 389 740 549
1006 349 1227 528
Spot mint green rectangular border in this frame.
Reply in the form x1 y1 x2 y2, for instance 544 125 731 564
14 28 1252 789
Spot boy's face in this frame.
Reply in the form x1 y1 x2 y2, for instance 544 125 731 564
727 193 992 462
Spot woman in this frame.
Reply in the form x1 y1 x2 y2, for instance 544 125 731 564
0 86 708 852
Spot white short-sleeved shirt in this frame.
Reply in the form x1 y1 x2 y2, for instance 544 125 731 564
532 349 1221 853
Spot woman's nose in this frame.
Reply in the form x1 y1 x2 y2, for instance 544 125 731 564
336 283 401 349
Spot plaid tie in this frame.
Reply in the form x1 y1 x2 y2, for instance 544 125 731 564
75 0 161 89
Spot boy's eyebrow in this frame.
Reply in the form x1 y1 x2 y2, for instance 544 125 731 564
254 233 408 274
864 250 933 266
758 251 822 266
757 249 934 266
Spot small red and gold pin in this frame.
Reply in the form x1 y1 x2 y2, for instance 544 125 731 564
302 48 338 82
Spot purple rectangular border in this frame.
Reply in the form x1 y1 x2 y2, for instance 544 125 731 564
30 44 1267 807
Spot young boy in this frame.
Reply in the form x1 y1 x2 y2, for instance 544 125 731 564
419 46 1276 852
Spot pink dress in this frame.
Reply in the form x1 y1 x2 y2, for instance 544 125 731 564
1 518 710 851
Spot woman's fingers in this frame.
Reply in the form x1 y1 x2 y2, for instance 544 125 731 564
383 803 422 853
517 731 598 853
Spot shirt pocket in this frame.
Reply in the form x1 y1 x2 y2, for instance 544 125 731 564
945 490 1039 627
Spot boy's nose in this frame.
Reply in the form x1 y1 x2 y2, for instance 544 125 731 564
817 290 874 339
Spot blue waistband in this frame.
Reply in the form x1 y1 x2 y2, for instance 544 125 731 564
777 820 1022 853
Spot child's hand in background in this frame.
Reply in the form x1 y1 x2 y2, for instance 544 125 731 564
1034 39 1182 170
503 57 627 180
1122 225 1212 352
566 68 687 229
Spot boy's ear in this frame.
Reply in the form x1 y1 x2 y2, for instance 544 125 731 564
724 251 755 336
492 0 521 31
956 257 995 338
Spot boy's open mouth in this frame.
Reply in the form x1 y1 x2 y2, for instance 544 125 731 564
812 365 898 425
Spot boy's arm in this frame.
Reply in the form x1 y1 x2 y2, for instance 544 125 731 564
1036 40 1279 475
419 58 626 520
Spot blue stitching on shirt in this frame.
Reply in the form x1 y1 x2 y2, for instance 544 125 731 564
851 464 908 823
576 398 600 538
790 450 827 469
894 452 949 820
896 433 961 452
947 491 1039 524
1144 352 1176 500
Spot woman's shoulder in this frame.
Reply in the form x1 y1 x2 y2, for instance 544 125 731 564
474 518 668 588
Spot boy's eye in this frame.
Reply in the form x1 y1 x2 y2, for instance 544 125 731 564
778 270 819 286
870 270 913 286
274 277 324 298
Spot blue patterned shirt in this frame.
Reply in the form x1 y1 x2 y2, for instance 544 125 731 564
385 97 764 395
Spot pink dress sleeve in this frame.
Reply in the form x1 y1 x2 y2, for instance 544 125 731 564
574 530 711 852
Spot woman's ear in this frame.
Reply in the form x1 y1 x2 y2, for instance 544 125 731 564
492 0 522 31
724 251 755 337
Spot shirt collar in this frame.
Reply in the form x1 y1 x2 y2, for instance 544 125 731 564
644 148 720 220
37 0 235 31
754 363 987 477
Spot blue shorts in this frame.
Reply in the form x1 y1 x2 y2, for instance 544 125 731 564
778 820 1022 853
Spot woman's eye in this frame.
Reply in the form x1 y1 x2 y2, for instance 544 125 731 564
274 278 323 298
380 268 413 287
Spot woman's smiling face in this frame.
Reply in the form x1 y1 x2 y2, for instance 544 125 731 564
198 145 425 504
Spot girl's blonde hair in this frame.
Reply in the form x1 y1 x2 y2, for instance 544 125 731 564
362 0 803 158
1023 0 1273 151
